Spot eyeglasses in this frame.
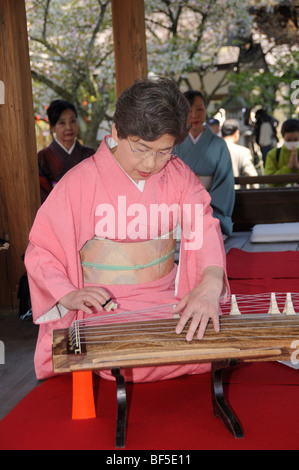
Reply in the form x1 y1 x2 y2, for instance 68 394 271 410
127 138 175 161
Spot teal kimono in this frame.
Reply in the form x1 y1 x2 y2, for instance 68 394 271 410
175 126 235 236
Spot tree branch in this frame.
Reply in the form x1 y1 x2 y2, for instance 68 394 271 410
42 0 51 41
188 0 218 60
31 69 74 102
85 1 110 65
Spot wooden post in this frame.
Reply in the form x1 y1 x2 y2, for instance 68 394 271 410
0 0 40 311
111 0 148 98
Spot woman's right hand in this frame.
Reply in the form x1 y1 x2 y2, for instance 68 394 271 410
59 286 113 314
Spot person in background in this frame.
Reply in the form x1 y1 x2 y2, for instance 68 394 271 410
222 119 259 189
207 117 220 136
265 118 299 186
175 90 235 237
254 109 278 165
38 99 95 202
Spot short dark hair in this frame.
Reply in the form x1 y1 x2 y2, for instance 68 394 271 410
47 100 78 127
183 90 206 108
281 118 299 136
113 77 190 145
221 119 240 137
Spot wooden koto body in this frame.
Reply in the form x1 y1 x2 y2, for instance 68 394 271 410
52 308 299 374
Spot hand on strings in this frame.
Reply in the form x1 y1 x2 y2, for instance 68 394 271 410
173 266 224 341
59 286 113 315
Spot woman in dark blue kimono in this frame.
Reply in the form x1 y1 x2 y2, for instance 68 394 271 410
175 91 235 236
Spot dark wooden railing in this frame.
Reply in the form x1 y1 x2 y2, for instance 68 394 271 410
232 174 299 226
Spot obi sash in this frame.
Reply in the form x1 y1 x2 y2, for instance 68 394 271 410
80 232 176 285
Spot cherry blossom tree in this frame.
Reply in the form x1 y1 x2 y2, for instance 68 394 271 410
145 0 253 102
29 0 296 147
228 1 299 117
26 0 114 148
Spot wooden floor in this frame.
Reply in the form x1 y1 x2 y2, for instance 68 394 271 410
0 230 298 421
0 313 40 420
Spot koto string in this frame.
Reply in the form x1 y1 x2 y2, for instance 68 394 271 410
69 303 177 345
75 303 177 325
74 317 299 345
69 293 299 347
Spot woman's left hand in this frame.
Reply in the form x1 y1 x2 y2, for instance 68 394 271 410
173 266 224 341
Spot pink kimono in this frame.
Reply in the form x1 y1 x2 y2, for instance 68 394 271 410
25 136 229 381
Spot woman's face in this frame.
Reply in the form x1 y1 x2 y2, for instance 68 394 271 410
51 108 79 149
283 131 299 143
188 96 206 137
112 125 175 182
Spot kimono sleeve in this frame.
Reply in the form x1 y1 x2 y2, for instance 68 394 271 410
209 141 235 235
175 164 229 301
25 173 88 323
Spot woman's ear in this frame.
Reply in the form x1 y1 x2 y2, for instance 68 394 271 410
111 124 119 143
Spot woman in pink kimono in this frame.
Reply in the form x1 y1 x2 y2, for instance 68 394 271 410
25 78 229 382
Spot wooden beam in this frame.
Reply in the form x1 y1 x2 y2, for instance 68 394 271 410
0 0 40 311
111 0 148 98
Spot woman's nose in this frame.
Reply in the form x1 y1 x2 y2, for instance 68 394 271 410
143 154 156 169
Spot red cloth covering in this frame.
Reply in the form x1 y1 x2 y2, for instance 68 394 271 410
227 248 299 295
227 248 299 280
0 363 299 450
0 249 298 450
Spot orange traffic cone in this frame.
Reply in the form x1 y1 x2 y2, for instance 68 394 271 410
72 371 96 419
